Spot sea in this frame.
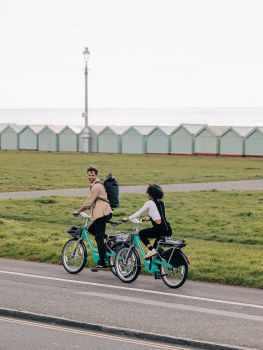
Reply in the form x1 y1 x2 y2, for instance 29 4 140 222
0 108 263 127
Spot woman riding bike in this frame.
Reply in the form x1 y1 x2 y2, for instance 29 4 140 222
124 184 172 259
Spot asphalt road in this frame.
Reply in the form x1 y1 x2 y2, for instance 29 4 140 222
0 316 187 350
0 259 262 349
2 179 263 199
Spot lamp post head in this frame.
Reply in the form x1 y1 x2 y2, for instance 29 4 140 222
83 47 90 64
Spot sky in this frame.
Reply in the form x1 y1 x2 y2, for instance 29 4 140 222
0 0 263 115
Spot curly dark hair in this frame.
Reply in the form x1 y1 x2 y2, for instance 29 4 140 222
146 184 164 200
87 166 99 175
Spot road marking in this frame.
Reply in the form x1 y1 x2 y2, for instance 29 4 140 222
0 316 187 350
76 292 263 322
0 269 262 310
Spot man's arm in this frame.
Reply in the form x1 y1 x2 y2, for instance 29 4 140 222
74 184 101 215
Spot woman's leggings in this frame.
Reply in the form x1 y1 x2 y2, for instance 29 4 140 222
139 225 171 249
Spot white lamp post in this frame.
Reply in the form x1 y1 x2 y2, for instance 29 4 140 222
82 47 90 153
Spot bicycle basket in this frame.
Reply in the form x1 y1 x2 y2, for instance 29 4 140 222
67 226 82 238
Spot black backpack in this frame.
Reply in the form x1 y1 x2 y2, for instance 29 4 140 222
102 173 119 209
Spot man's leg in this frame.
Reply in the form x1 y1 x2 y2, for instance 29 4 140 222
94 216 109 266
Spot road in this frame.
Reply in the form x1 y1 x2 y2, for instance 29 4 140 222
2 179 263 199
0 316 187 350
0 259 262 349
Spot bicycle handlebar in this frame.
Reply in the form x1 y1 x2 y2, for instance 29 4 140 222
79 212 91 219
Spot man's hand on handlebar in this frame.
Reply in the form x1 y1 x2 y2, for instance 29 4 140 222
122 217 129 222
142 216 150 222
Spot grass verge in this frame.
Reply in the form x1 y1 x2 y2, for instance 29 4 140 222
2 151 263 191
0 191 262 288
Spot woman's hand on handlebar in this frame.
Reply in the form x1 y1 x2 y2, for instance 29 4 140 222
73 211 80 217
142 216 150 222
122 217 129 222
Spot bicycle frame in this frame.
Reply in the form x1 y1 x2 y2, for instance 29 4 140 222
127 228 174 275
73 218 116 266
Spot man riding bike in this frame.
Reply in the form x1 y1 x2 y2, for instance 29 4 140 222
73 166 112 270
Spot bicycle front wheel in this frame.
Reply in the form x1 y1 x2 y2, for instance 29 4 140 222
114 246 141 283
62 238 87 274
160 262 188 288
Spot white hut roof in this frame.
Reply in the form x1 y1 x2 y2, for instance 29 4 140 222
46 125 66 134
132 126 156 135
232 126 255 137
59 125 82 134
245 127 263 138
182 124 206 135
10 124 25 132
20 125 46 134
195 125 227 137
159 126 177 135
88 125 106 134
0 124 8 132
102 126 130 135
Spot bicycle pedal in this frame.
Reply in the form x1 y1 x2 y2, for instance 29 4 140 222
154 272 161 279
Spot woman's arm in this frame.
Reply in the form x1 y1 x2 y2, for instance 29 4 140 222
128 201 150 221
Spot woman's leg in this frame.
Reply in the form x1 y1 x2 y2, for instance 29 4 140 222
139 227 159 249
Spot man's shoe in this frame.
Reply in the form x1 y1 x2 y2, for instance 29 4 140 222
144 249 157 260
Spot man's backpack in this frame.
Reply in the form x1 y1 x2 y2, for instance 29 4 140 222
102 173 119 209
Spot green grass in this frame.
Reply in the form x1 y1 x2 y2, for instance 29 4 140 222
0 191 262 288
2 151 263 191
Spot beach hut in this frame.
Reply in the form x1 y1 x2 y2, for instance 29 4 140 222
58 126 82 152
220 127 254 157
0 124 8 149
19 125 44 150
98 126 128 153
38 125 65 152
146 126 175 154
0 124 24 150
244 127 263 157
195 125 227 156
170 124 204 155
78 125 105 153
122 126 155 154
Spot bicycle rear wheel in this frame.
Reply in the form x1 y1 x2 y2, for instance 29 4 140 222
160 261 188 288
114 246 141 283
62 238 87 274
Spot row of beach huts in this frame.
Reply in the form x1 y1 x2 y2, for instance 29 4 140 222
1 123 263 156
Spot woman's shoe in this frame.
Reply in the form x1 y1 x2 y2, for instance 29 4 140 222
144 249 157 260
91 264 108 272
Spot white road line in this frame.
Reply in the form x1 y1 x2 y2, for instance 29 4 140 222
0 316 186 350
0 270 262 310
76 292 263 322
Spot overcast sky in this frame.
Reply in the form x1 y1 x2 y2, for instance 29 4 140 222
0 0 263 110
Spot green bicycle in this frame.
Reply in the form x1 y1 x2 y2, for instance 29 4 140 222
114 219 189 288
61 212 126 275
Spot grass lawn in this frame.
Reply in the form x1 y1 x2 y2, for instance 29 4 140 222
0 191 262 288
1 151 263 191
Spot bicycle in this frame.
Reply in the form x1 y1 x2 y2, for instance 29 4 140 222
61 212 126 275
114 218 189 288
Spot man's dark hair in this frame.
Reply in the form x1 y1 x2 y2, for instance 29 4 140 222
146 184 164 200
87 166 99 175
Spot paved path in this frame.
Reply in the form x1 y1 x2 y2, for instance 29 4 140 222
0 258 262 349
1 179 263 200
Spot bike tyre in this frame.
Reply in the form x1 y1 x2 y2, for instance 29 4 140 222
160 259 188 289
114 246 141 283
108 242 126 277
62 238 87 274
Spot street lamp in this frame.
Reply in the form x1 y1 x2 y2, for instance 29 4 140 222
82 47 90 153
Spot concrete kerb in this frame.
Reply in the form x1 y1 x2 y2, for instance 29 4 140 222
0 308 256 350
